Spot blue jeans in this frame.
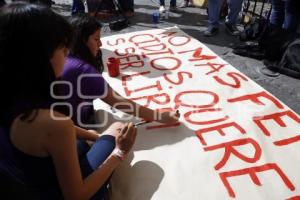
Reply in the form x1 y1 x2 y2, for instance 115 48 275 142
71 0 85 15
208 0 244 28
270 0 299 31
78 135 116 200
159 0 176 6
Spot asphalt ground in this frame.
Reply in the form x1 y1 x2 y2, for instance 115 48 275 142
52 0 300 114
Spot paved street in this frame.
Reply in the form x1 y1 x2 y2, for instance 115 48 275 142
52 0 300 114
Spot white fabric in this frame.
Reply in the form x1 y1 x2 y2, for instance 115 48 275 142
99 27 300 200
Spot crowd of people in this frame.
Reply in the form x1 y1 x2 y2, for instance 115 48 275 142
0 0 299 199
1 0 298 39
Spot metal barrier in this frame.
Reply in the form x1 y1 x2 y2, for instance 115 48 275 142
241 0 272 24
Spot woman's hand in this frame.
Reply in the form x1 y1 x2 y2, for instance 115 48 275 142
157 110 180 124
115 122 137 156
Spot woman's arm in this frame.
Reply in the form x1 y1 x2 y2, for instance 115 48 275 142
79 65 179 123
44 112 136 200
102 85 180 123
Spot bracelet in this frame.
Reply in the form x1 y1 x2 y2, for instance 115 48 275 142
112 148 126 161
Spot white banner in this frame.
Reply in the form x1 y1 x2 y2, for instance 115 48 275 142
100 27 300 200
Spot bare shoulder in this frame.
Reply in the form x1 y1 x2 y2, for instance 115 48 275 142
38 109 75 136
36 109 76 153
10 109 75 157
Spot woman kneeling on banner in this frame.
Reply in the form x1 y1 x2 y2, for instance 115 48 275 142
60 14 180 129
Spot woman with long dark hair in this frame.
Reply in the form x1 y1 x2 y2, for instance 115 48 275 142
61 14 180 129
0 3 136 199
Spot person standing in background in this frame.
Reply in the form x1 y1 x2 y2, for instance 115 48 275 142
71 0 85 15
159 0 177 12
204 0 244 37
119 0 134 17
270 0 299 32
179 0 194 8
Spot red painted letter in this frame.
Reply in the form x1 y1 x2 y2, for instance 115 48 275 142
163 71 193 85
228 91 284 109
253 110 300 136
213 72 248 89
204 138 262 170
130 93 170 107
174 90 219 110
219 163 295 198
195 122 246 146
184 108 229 125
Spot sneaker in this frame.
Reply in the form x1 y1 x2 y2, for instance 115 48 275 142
259 66 280 77
204 27 219 37
233 48 265 60
225 22 240 36
159 6 166 13
233 42 260 50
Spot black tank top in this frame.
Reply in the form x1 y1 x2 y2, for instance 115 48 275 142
0 101 63 199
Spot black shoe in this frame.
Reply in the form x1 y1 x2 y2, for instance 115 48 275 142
259 66 280 77
233 49 265 60
234 42 260 50
225 22 240 36
263 59 278 68
204 27 219 37
169 6 179 12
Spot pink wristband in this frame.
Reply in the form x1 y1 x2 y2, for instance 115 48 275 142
112 148 126 161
